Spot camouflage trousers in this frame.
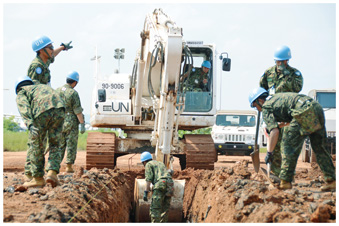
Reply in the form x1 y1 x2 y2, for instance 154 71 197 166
270 127 283 177
279 102 336 182
150 189 171 223
25 108 65 177
60 114 79 164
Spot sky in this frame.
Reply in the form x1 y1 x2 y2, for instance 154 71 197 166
1 1 337 123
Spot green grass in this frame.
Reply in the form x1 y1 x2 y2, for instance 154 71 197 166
3 130 29 152
3 130 121 152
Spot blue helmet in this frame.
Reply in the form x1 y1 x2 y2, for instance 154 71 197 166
15 76 34 94
140 151 152 163
201 60 211 69
274 45 291 61
248 87 268 107
32 35 53 52
67 71 79 82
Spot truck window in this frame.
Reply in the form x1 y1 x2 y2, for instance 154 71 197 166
216 115 256 127
316 92 336 108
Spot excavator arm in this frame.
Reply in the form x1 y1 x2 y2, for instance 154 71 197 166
134 9 189 168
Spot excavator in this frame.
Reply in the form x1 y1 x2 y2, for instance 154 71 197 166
86 9 231 222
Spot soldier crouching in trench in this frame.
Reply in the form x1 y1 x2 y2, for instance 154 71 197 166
248 87 336 191
15 76 65 188
140 151 174 223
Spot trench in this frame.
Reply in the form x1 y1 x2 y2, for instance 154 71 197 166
52 167 190 223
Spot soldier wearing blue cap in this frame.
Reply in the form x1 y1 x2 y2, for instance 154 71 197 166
249 88 335 191
140 152 174 223
56 71 85 173
183 60 211 92
15 76 65 188
28 35 73 85
259 45 303 179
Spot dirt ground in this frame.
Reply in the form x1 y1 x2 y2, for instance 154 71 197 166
2 151 336 223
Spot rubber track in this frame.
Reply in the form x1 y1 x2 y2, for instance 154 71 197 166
86 132 116 170
184 134 216 170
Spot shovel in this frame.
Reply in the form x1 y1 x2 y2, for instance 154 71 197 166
250 111 261 173
267 162 271 180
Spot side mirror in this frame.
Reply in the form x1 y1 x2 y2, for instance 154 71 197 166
222 58 231 71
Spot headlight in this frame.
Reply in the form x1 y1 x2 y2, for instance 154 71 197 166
214 134 224 141
245 135 255 144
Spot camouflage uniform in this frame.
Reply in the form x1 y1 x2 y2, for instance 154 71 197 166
27 56 52 85
27 56 53 156
262 93 336 183
16 84 65 177
145 160 173 223
56 84 83 164
186 67 209 92
260 64 303 177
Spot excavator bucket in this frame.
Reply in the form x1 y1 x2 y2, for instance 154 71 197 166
134 179 185 222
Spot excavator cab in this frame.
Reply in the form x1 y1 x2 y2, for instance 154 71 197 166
179 44 214 113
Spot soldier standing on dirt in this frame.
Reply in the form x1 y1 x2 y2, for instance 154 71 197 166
56 71 85 173
183 60 211 91
141 152 174 223
15 76 65 188
27 35 72 165
248 87 336 191
28 35 73 85
259 45 303 178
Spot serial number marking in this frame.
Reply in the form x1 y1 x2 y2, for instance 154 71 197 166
101 83 125 89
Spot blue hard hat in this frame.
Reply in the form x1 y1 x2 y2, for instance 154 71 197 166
201 60 211 69
248 87 268 107
140 151 152 163
274 45 291 61
67 71 79 82
32 35 53 52
15 76 33 94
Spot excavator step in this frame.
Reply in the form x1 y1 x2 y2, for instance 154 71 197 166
184 134 216 170
86 132 116 170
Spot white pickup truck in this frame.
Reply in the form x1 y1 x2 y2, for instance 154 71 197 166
211 110 258 156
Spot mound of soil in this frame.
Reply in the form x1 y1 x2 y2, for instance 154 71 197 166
177 160 336 223
3 167 143 223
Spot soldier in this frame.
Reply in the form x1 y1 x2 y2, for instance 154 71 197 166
184 60 211 91
56 71 85 173
15 76 65 188
28 35 73 85
27 35 72 158
259 45 303 178
141 152 174 223
248 87 336 191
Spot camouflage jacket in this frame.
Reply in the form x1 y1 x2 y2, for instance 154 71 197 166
16 84 64 129
187 67 208 90
262 92 313 133
56 84 83 117
145 160 172 185
27 56 51 85
260 65 303 95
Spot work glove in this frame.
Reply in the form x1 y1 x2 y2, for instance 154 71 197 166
265 151 274 165
143 191 149 202
29 125 39 137
80 123 86 134
61 41 73 51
